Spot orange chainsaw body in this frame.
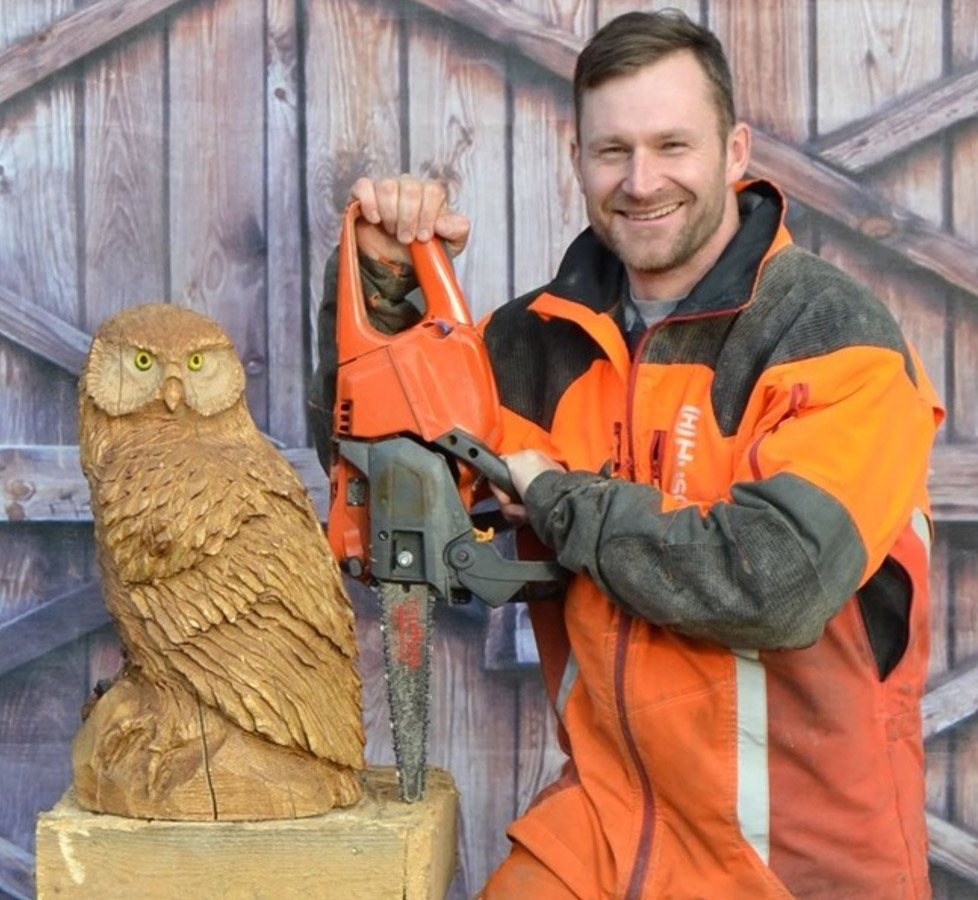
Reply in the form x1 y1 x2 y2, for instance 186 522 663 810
328 201 504 575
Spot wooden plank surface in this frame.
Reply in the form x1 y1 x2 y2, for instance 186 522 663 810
510 0 587 299
408 10 508 320
167 0 268 426
0 286 90 377
82 28 167 327
711 0 811 142
0 582 108 680
515 674 566 817
599 0 700 26
303 0 402 372
950 3 978 443
35 769 457 900
265 0 306 447
0 833 34 900
813 62 978 172
0 0 193 109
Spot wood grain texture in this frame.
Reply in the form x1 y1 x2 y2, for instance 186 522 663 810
711 0 811 141
515 673 566 817
0 0 191 109
82 31 166 328
816 0 943 133
408 11 508 321
951 531 978 857
950 11 978 445
303 0 402 371
928 812 978 888
0 582 107 679
813 62 978 172
510 0 588 298
168 0 268 426
0 833 33 900
598 0 700 27
36 769 457 900
0 0 79 449
266 0 306 447
0 284 90 376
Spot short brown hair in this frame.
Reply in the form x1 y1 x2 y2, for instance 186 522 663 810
573 10 736 137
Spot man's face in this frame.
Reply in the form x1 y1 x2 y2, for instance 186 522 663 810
572 51 750 295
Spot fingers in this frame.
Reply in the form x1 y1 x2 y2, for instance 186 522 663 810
350 174 470 257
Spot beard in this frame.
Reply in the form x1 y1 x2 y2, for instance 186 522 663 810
587 173 728 277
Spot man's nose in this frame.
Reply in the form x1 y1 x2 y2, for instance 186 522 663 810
623 149 662 198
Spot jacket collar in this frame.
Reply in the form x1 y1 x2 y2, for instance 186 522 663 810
538 179 791 321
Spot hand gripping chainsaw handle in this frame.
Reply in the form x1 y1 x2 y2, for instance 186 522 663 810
327 201 560 605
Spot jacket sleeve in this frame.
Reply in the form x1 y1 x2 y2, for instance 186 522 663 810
307 249 421 471
522 343 942 649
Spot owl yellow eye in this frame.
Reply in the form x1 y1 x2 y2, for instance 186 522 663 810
187 352 204 371
133 350 154 371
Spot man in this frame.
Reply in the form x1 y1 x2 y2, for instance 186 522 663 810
310 10 943 899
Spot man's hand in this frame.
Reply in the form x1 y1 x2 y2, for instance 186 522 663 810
351 175 470 265
490 450 566 526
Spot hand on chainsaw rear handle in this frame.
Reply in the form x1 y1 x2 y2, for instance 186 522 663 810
352 175 470 265
490 450 567 526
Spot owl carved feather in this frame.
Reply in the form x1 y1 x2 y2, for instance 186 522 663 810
73 303 365 820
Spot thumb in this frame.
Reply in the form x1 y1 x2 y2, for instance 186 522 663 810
434 212 470 257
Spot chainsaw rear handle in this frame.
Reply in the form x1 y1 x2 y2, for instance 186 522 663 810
336 201 471 363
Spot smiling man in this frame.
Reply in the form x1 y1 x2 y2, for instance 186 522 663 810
310 10 943 900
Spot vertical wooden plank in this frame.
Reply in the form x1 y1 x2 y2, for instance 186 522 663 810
407 11 508 321
168 0 269 426
0 0 85 865
0 0 79 447
82 33 166 325
950 1 978 442
516 675 567 817
510 0 588 299
303 0 402 373
598 0 701 27
266 0 306 447
711 0 811 142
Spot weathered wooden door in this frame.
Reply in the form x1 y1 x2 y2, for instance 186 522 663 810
2 1 978 898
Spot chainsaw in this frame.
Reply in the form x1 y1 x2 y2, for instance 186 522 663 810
327 201 562 802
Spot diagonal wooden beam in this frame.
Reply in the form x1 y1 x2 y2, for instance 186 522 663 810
0 581 109 678
923 659 978 740
0 285 90 376
0 0 195 108
929 813 978 886
0 835 33 900
812 61 978 172
413 0 978 299
0 444 327 523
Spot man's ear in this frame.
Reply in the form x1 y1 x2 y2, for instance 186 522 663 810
570 139 584 191
726 122 752 184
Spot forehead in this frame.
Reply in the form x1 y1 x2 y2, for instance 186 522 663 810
578 51 720 140
97 304 233 354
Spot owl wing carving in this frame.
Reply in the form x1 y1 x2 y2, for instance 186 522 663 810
94 435 362 768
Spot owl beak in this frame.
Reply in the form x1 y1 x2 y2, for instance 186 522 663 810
162 374 184 412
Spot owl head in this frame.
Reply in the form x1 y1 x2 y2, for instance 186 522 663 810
81 304 246 418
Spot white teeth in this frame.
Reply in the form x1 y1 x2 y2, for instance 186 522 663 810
627 202 681 220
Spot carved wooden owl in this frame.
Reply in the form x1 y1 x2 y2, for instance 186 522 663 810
74 303 364 820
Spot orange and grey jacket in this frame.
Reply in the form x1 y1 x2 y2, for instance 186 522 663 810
478 180 943 899
310 179 943 899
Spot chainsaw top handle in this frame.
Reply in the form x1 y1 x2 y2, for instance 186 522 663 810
336 200 472 363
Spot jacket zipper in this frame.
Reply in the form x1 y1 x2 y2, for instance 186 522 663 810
748 382 809 480
649 429 667 489
618 323 661 898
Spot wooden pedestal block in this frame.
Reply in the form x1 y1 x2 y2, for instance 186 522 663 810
35 767 458 900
